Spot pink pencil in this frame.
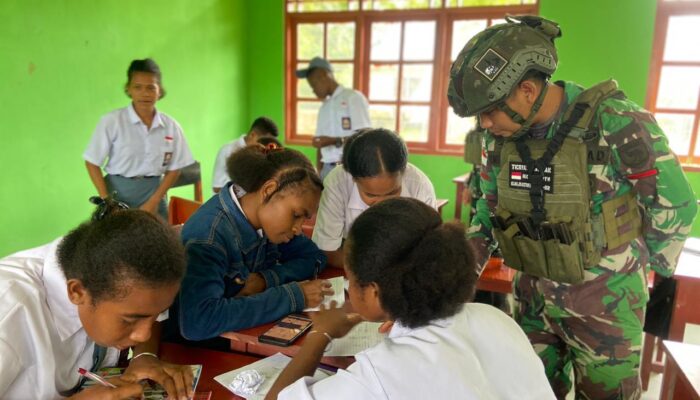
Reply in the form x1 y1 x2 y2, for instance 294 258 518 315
78 367 117 388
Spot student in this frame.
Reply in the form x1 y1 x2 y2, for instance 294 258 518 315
296 57 371 180
0 199 193 400
312 128 436 268
267 198 555 399
212 116 280 193
170 145 333 344
84 58 194 220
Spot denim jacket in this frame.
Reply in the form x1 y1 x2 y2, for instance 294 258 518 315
175 183 327 341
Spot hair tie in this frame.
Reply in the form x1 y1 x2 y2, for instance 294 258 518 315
89 194 129 221
261 143 282 155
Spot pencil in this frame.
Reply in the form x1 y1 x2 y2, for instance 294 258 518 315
78 367 117 388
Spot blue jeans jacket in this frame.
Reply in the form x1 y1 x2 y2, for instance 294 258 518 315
174 184 327 341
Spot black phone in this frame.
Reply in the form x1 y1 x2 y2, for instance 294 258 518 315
258 314 313 347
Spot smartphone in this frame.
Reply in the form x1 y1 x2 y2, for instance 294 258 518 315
258 314 313 347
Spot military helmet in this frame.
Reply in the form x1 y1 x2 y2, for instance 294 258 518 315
448 15 562 118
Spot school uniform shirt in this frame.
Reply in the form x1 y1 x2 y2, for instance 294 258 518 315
0 239 120 399
280 303 556 400
312 163 437 252
211 137 247 190
83 104 194 177
316 86 371 164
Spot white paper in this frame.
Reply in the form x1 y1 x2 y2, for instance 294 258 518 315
214 353 333 400
323 321 385 357
304 276 346 311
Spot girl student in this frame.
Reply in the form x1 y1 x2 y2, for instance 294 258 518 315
0 199 193 400
83 58 194 220
169 145 333 345
311 128 436 268
267 198 555 400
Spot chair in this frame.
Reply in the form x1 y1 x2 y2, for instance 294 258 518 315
168 196 203 225
171 161 203 202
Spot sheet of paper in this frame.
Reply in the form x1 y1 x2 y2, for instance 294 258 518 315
304 276 346 311
214 353 332 400
323 321 385 357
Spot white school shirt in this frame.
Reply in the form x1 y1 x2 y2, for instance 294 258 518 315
83 104 194 177
315 86 371 164
280 303 556 400
212 137 247 190
0 239 121 399
311 163 436 251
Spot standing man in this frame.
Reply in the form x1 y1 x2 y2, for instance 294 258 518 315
211 116 279 193
448 16 696 399
296 57 371 180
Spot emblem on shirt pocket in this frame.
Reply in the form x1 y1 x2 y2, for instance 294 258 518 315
341 117 352 130
162 152 173 167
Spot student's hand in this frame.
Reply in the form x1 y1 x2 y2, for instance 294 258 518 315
69 377 143 400
236 272 267 297
311 136 337 149
300 279 334 308
139 196 160 215
123 356 194 400
312 301 363 339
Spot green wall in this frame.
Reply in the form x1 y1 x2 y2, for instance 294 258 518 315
0 0 248 256
246 0 700 236
2 0 698 256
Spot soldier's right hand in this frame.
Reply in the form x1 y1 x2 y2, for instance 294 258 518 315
69 378 143 400
300 279 333 308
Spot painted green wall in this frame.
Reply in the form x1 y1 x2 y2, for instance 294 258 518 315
247 0 700 236
0 0 248 256
2 0 698 256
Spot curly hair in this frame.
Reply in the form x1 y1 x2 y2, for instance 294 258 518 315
346 198 477 328
342 128 408 178
57 199 186 303
226 145 323 202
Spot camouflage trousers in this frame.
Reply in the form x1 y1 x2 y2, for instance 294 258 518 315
514 274 644 400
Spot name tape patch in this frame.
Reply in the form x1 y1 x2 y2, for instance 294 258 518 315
509 162 554 193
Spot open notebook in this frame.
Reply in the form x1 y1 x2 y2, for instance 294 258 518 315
83 365 203 399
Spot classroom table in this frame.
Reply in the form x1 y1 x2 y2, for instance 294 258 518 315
159 342 262 400
659 340 700 400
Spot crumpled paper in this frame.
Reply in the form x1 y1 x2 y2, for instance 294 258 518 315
228 369 266 396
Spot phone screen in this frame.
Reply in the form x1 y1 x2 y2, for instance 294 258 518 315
263 316 312 341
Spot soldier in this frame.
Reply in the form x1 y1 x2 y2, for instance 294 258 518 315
448 15 697 399
463 127 485 222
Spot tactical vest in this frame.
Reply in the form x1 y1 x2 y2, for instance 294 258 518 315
491 80 643 284
464 129 484 165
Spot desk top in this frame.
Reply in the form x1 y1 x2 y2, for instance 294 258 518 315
159 342 261 400
663 340 700 399
676 250 700 279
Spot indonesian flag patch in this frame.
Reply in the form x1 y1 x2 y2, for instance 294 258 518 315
509 162 554 193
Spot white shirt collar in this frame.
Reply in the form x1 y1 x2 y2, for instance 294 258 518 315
328 85 344 101
127 103 164 129
42 239 84 342
229 185 264 238
387 309 456 339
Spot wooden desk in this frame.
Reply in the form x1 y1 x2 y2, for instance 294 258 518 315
452 172 471 221
660 341 700 400
436 198 449 219
668 250 700 341
159 342 262 400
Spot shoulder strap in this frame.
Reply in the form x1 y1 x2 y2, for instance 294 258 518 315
563 79 625 139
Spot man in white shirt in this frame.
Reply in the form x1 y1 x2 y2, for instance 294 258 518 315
211 116 280 193
296 57 371 180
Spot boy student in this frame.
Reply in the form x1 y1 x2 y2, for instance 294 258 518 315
0 199 193 400
84 58 194 220
212 116 280 193
296 57 371 180
267 198 555 400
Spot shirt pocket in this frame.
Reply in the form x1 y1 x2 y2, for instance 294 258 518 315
338 101 352 131
160 133 176 167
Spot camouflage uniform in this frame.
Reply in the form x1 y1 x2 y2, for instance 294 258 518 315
448 16 697 399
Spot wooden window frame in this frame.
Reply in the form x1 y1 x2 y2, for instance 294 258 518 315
285 2 539 155
645 0 700 170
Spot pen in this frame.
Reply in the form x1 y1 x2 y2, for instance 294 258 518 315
78 367 117 388
314 259 321 280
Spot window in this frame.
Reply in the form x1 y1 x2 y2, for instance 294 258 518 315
646 0 700 166
286 0 539 155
